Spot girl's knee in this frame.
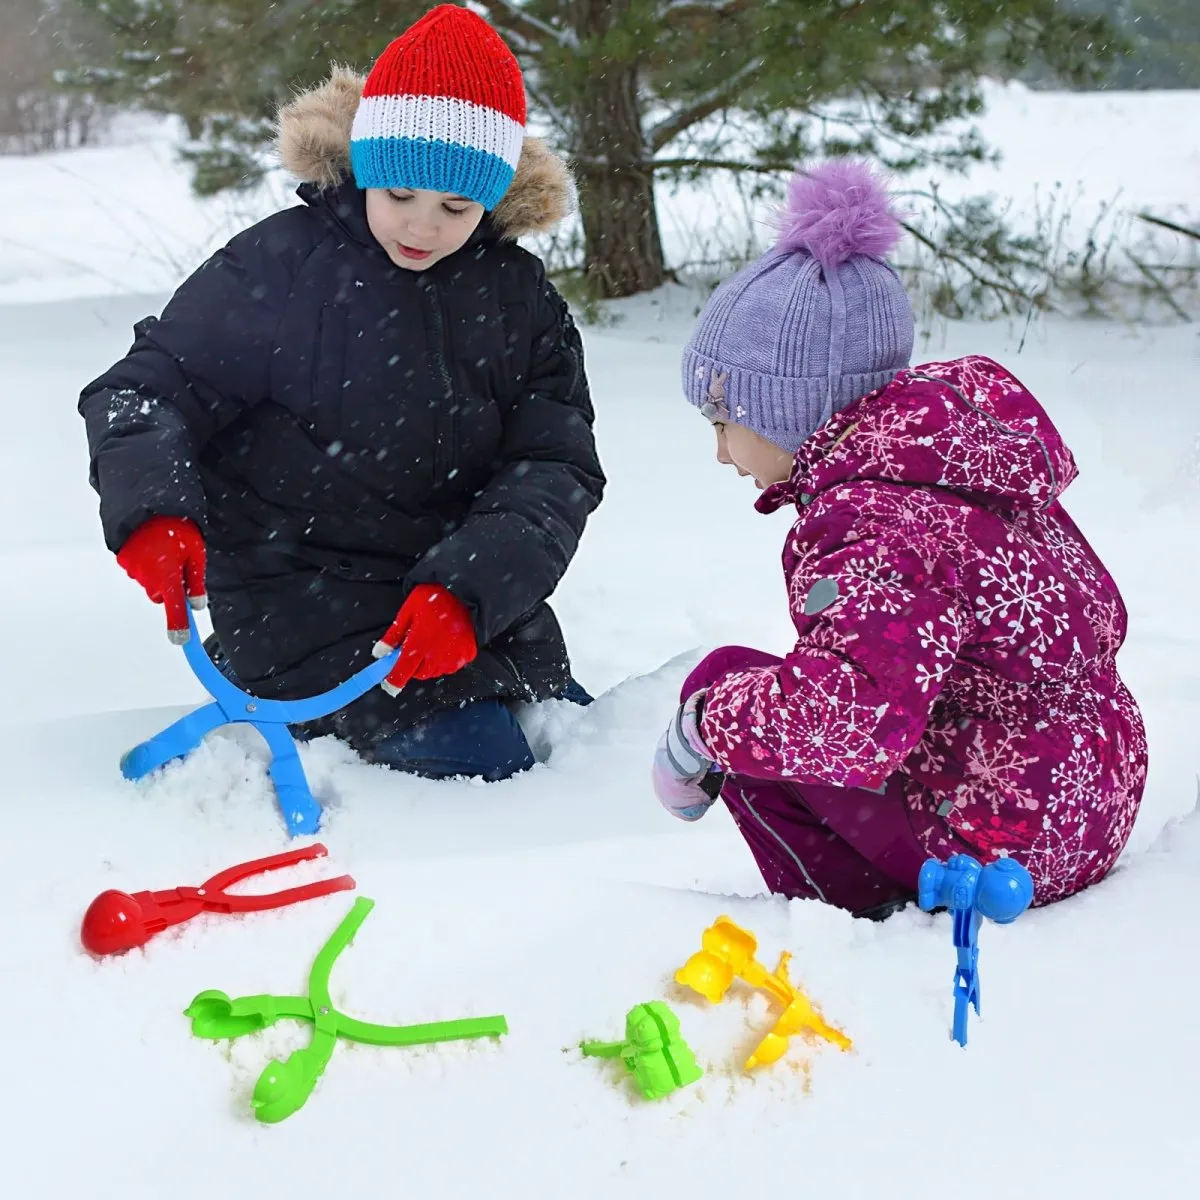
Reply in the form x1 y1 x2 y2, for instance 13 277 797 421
682 645 784 699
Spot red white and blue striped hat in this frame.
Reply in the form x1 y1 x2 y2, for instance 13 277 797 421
349 5 527 211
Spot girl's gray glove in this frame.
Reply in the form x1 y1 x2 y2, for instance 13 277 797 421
651 692 723 821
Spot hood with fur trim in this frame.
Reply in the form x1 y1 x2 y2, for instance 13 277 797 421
275 67 573 240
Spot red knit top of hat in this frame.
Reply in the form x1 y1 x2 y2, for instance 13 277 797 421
361 4 526 126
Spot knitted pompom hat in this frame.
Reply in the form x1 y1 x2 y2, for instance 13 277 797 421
682 159 914 453
349 4 527 210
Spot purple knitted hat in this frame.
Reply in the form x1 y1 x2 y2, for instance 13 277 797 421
682 159 914 453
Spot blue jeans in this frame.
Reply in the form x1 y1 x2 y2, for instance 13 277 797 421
368 680 593 781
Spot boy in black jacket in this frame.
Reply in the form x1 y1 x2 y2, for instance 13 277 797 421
79 6 604 781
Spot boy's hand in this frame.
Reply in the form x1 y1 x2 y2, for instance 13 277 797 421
116 515 207 644
373 584 478 695
651 692 722 821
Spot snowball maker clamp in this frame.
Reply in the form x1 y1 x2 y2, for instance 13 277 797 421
580 1001 703 1101
675 915 852 1069
119 606 400 836
917 853 1035 1047
186 896 509 1123
80 843 356 957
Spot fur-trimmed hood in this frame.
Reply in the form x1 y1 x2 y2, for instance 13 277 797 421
276 67 573 240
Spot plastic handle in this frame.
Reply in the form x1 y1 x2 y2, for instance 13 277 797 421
580 1039 626 1059
308 897 374 1008
212 874 357 914
187 988 506 1049
179 606 397 725
303 897 507 1047
345 1013 509 1048
203 844 356 912
205 843 331 890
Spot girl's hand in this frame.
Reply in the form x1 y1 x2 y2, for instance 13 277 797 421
651 692 722 821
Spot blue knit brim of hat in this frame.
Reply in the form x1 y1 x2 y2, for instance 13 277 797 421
350 138 515 210
682 344 900 454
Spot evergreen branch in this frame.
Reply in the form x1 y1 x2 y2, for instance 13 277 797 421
641 155 790 173
846 84 994 171
917 186 1040 269
469 0 575 49
646 57 763 152
662 0 755 25
899 218 1039 313
1138 212 1200 242
1124 249 1191 320
524 80 570 138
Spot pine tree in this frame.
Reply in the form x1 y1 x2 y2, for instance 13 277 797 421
67 0 1122 298
1123 0 1200 86
1 0 113 152
1046 0 1200 87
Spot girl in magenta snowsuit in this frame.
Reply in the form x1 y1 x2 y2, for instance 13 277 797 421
652 161 1146 917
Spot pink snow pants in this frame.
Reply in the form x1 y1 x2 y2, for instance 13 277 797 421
683 648 965 914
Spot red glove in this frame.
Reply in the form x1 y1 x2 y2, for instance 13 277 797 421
372 584 478 696
116 515 207 644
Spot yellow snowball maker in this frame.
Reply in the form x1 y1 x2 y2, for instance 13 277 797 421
675 915 851 1070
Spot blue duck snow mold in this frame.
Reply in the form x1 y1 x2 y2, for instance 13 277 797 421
120 606 399 836
918 854 1034 1048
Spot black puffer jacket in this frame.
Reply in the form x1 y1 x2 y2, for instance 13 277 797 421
79 70 604 742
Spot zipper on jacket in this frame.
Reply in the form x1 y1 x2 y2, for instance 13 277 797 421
732 782 829 904
423 276 459 485
909 371 1059 509
492 645 533 701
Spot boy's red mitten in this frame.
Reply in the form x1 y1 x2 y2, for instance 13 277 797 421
372 584 478 696
116 515 207 644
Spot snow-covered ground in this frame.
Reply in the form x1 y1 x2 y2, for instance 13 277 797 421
2 85 1199 1199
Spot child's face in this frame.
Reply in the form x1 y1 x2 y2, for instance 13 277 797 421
712 421 794 489
364 187 486 271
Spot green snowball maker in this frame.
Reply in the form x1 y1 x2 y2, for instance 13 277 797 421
580 1000 702 1100
185 897 508 1122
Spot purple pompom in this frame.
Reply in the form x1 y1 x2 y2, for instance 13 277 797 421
775 160 904 268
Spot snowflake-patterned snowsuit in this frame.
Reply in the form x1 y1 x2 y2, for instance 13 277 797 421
687 355 1146 909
